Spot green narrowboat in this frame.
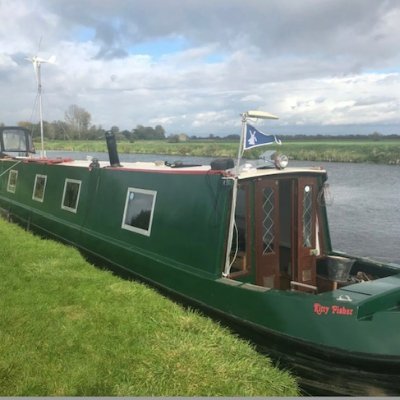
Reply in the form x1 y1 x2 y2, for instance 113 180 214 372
1 125 400 396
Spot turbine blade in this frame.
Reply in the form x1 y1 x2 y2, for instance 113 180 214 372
33 62 39 83
34 55 56 64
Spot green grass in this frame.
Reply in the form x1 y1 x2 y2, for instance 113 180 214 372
41 139 400 164
43 139 238 158
280 141 400 164
0 218 299 396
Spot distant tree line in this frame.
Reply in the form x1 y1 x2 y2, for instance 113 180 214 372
187 132 400 141
278 132 400 141
109 124 166 141
1 105 399 141
189 134 241 141
4 104 167 141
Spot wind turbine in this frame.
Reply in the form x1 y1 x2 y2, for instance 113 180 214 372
25 54 56 158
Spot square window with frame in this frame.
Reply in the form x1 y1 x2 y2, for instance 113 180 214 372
121 188 157 236
61 179 82 213
32 174 47 202
3 130 25 151
7 170 18 193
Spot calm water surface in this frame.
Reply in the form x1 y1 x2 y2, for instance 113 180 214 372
49 151 400 264
291 160 400 264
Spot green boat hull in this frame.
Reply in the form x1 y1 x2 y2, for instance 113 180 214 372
1 153 400 396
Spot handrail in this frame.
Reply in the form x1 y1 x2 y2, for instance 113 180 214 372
290 281 317 293
0 160 22 178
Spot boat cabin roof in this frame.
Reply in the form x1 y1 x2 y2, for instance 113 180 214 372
12 157 326 179
237 165 326 179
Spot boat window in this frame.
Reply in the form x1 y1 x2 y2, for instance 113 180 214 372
2 129 29 152
121 188 157 236
61 179 82 213
262 186 276 254
303 185 313 247
32 174 47 202
7 170 18 193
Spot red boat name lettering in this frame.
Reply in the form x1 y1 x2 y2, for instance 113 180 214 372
313 303 353 316
331 305 353 316
313 303 330 315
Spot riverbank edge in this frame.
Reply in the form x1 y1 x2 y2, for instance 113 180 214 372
40 140 400 165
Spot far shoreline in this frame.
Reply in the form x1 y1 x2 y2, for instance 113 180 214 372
39 138 400 165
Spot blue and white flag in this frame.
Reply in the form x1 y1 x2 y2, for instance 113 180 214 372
243 124 281 150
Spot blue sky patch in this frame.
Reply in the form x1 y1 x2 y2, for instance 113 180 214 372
128 36 189 58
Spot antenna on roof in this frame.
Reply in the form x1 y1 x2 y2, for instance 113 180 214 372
244 110 279 120
25 43 56 158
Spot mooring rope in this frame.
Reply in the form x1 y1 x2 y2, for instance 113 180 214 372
0 160 22 178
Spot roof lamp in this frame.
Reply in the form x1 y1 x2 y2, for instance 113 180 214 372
259 150 288 170
274 153 288 169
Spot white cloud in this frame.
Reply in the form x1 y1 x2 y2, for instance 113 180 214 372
241 94 264 103
0 54 17 69
0 0 399 135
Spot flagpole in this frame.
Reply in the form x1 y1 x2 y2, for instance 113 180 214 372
236 112 247 175
223 113 247 277
223 110 279 277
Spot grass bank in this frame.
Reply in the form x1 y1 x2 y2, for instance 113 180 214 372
280 140 400 165
0 219 299 396
42 139 400 165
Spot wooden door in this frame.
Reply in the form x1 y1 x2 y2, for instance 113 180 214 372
255 179 280 288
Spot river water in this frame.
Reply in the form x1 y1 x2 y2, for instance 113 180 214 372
48 151 400 265
304 160 400 265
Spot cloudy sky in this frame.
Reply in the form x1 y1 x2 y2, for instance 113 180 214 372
0 0 399 136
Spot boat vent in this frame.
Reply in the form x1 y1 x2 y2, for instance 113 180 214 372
210 158 234 170
105 131 121 167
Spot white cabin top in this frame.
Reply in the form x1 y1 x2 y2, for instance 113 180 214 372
47 158 327 178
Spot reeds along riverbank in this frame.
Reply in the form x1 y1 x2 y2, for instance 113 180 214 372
42 139 400 164
280 141 400 165
0 218 299 396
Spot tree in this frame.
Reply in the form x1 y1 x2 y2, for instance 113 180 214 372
86 125 105 140
50 120 70 140
167 134 180 143
64 104 91 139
154 125 166 140
225 134 240 141
120 129 133 142
132 124 166 140
18 121 39 138
110 126 120 135
369 131 382 141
